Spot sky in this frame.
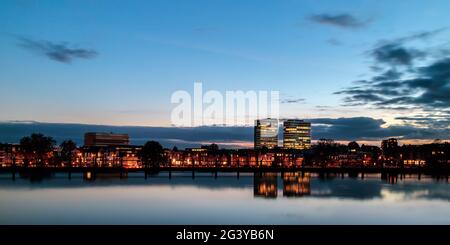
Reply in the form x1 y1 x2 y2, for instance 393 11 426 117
0 0 449 146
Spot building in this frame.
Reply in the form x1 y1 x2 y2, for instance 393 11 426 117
382 138 399 151
74 145 142 168
254 118 279 149
0 143 25 167
283 119 311 150
84 132 129 147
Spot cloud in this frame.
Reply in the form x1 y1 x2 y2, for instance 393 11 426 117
337 57 450 110
335 29 450 127
281 98 306 104
326 38 342 46
395 28 447 43
309 117 450 141
1 119 448 149
368 28 446 67
371 43 424 66
17 37 98 63
309 14 369 29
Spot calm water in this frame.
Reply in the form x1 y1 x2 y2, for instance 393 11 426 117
0 171 449 224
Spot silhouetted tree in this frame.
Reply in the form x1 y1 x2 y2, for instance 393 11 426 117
348 141 360 152
20 133 56 167
59 140 77 167
139 141 166 170
208 143 219 152
258 146 269 168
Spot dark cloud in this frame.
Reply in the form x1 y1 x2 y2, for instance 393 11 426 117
0 122 253 149
310 14 369 29
395 115 450 129
336 29 450 128
371 43 424 66
17 37 97 63
368 28 446 67
1 119 448 149
372 69 403 82
337 57 450 111
309 117 449 141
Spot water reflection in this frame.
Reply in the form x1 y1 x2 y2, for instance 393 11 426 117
1 171 448 201
254 173 278 198
282 172 311 197
0 171 449 224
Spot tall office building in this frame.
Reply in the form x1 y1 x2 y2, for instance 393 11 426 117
283 119 311 150
84 132 129 147
254 118 279 149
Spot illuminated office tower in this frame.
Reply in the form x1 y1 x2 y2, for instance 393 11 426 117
283 119 311 150
254 118 279 149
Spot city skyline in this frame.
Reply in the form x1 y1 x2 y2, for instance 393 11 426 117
1 130 449 170
1 0 450 145
1 0 450 232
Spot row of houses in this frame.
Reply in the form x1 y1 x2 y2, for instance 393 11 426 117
1 134 449 168
0 143 304 168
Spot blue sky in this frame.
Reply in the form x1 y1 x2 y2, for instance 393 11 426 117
1 0 449 142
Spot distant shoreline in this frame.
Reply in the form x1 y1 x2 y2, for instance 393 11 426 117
1 166 449 175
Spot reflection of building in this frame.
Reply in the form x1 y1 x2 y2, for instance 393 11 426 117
254 119 278 149
254 173 278 198
282 172 311 197
84 132 129 147
283 120 311 150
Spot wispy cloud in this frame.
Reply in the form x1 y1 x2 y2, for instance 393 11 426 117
281 98 306 104
395 28 447 43
17 37 98 63
309 13 370 29
144 36 275 63
326 38 342 46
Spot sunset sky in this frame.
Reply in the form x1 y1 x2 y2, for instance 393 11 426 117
1 0 449 147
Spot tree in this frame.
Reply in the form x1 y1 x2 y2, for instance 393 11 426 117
207 143 219 152
59 140 77 167
258 146 269 168
139 141 166 169
348 141 360 153
20 133 56 167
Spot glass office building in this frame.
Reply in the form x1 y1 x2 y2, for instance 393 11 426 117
254 118 279 149
283 119 311 150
